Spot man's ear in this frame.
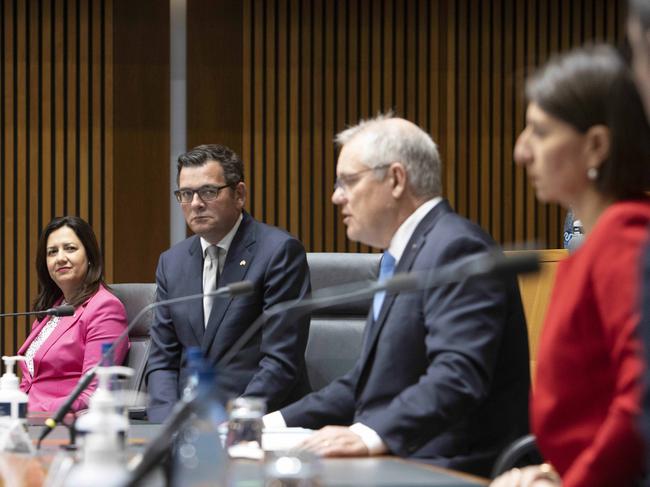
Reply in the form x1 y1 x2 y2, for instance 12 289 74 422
389 162 408 198
234 182 247 208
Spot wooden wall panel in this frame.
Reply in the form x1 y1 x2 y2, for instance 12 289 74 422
187 0 242 153
0 0 113 356
233 0 627 253
111 0 169 283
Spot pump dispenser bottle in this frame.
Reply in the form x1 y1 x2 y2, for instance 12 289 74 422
74 365 133 448
0 356 28 421
65 366 134 487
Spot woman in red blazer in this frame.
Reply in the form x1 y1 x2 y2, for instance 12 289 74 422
18 216 129 412
492 45 650 486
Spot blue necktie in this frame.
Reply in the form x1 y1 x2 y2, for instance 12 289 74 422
373 251 396 321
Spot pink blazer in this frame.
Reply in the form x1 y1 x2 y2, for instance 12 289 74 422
18 285 129 413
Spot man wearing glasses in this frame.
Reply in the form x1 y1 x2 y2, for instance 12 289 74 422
265 116 529 476
146 144 311 422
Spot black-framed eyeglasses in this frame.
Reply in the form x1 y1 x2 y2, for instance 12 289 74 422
333 163 391 193
173 184 233 204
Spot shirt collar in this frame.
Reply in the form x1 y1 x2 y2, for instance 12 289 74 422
387 197 442 264
200 212 243 257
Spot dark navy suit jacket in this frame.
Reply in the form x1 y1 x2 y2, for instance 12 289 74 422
640 242 650 487
281 201 530 476
146 211 311 422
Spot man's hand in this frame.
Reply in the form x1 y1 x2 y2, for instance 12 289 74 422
298 426 370 457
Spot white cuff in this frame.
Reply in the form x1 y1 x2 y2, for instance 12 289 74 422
263 410 287 429
349 422 387 455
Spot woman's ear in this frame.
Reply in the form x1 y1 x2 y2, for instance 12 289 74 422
584 124 611 171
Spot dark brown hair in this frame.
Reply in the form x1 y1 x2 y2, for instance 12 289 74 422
525 44 650 200
176 144 244 186
33 216 105 312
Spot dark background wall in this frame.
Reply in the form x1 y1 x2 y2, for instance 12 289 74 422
0 0 628 355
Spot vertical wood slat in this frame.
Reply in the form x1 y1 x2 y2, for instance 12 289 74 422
298 0 315 252
311 0 323 252
0 0 112 357
276 0 288 232
103 0 114 282
287 0 299 239
27 0 40 350
4 0 17 354
238 0 627 253
16 0 28 354
264 0 276 227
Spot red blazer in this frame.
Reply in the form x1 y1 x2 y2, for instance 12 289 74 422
532 200 649 487
18 285 129 412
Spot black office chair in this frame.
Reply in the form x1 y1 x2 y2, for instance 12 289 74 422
491 434 543 478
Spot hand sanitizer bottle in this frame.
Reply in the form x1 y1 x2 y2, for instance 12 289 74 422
65 366 134 486
0 356 28 421
75 365 133 452
64 401 129 487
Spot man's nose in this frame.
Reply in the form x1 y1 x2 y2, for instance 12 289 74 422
332 186 345 205
190 192 205 207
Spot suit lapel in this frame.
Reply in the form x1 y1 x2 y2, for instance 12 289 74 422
32 305 85 378
186 237 206 343
358 201 452 375
18 313 52 357
202 213 255 357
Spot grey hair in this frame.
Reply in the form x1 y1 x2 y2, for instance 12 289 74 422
334 114 442 198
629 0 650 31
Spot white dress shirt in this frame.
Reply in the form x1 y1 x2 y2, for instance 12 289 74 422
199 212 243 275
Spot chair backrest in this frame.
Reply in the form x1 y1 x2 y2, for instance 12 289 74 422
107 253 381 398
109 283 157 400
305 252 380 390
108 250 556 398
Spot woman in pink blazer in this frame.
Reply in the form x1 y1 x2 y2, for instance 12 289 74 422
18 216 129 412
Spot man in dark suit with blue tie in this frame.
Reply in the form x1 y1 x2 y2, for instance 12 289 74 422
265 116 530 476
146 144 311 422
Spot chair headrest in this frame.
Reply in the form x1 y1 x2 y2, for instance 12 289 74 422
109 283 157 337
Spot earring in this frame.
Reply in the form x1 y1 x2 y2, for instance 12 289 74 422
587 167 598 181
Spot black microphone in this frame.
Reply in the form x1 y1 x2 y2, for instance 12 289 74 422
0 304 76 319
125 250 539 485
217 250 540 368
36 280 254 448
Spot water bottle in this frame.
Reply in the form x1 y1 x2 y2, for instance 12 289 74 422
182 347 205 401
563 210 575 250
567 219 585 254
226 396 266 460
100 342 114 367
171 366 229 487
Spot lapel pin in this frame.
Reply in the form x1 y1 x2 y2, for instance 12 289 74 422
240 260 247 267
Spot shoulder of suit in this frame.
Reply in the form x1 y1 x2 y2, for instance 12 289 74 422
247 216 301 244
160 234 200 259
421 210 495 251
83 286 127 314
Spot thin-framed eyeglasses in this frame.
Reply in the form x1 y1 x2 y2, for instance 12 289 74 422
333 163 392 193
173 184 233 204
